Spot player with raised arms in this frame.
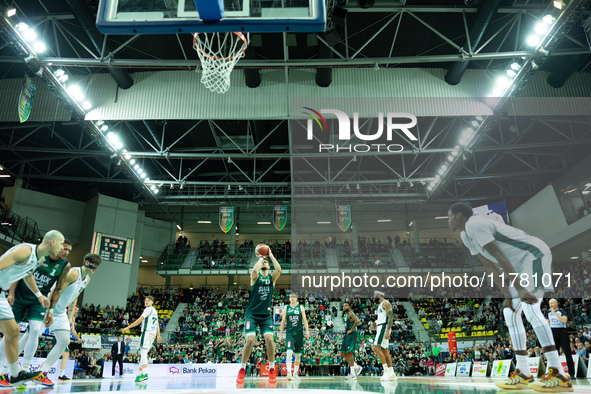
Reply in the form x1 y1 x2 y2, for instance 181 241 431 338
236 244 282 384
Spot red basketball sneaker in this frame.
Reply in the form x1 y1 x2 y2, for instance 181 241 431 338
268 368 276 384
236 368 246 384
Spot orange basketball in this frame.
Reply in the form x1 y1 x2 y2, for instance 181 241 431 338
255 243 270 257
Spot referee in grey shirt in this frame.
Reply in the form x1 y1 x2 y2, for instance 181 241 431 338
545 298 575 378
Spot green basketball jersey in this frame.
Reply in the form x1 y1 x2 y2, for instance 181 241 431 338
16 256 68 300
286 304 303 332
345 312 356 332
247 272 273 317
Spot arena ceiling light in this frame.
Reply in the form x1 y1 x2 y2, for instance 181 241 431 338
435 216 448 219
317 221 331 224
377 219 391 222
7 9 16 17
198 221 212 224
257 222 271 225
176 225 182 230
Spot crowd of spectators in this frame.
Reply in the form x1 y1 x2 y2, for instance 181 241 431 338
77 287 179 335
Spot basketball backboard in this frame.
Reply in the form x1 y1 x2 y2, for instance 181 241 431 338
97 0 326 35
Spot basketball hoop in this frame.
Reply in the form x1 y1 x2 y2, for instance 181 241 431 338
193 32 248 94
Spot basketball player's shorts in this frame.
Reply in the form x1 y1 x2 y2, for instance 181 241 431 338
509 254 553 299
140 331 156 350
285 331 304 353
373 324 389 349
0 292 15 321
340 331 358 353
50 312 71 332
12 296 46 323
244 312 274 336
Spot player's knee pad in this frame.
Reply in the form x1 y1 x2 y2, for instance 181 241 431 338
28 320 45 336
140 349 148 365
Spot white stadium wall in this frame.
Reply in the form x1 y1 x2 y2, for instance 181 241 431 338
2 186 86 244
510 185 568 242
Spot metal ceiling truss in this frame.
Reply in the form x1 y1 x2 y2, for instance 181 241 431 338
3 4 589 72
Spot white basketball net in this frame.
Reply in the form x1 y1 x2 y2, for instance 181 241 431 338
193 32 248 94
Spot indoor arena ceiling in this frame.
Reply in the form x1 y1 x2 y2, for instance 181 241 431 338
0 0 591 224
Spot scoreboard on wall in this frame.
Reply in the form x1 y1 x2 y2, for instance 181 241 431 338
91 232 135 264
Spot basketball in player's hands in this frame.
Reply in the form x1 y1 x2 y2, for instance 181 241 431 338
255 243 270 257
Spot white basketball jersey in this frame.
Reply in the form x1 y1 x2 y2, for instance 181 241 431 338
375 300 387 325
0 243 42 291
141 306 158 333
461 216 550 271
55 267 89 315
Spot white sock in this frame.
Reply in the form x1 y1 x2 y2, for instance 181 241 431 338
9 362 20 377
389 367 394 373
516 354 530 375
354 363 359 368
286 350 293 374
382 363 388 372
294 365 299 375
241 363 246 369
60 369 66 376
269 362 275 369
545 350 562 372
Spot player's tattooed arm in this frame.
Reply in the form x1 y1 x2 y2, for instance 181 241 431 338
49 262 72 309
385 301 393 332
348 311 361 331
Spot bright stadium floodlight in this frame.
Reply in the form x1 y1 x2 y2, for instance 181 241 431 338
496 76 511 89
534 22 549 35
527 35 540 47
33 42 46 53
23 29 36 42
129 159 136 165
15 22 28 32
7 9 16 17
82 101 92 110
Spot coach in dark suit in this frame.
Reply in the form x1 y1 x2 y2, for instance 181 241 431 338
111 336 125 377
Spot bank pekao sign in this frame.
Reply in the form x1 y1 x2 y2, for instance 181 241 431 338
303 108 418 153
103 362 223 378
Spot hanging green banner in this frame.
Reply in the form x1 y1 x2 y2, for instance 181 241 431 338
18 74 36 123
336 205 351 232
219 206 234 233
273 205 287 231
